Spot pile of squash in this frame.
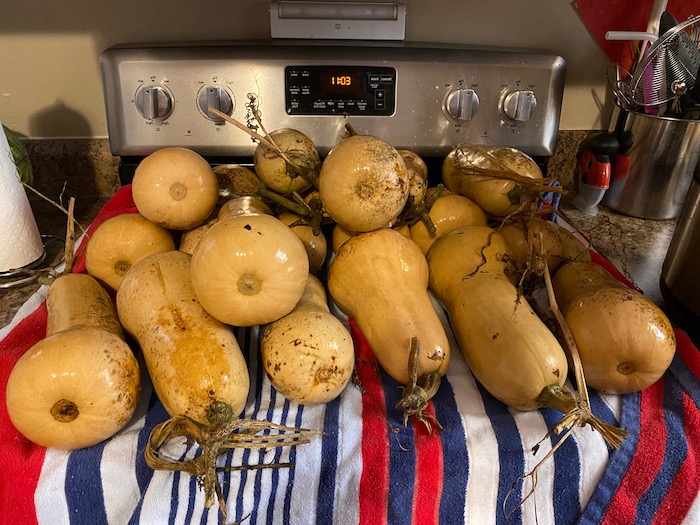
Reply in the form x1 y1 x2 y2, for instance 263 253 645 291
4 125 678 513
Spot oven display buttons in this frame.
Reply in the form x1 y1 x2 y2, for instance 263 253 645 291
285 66 396 116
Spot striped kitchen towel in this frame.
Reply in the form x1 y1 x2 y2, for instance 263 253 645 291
1 185 699 525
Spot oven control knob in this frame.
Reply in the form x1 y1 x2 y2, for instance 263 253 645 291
198 85 234 122
502 90 537 122
134 85 173 120
444 88 479 122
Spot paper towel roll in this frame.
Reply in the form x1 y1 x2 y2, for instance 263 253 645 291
0 122 44 272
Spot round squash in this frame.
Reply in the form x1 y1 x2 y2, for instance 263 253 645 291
191 213 309 327
254 128 319 195
6 327 141 450
319 135 409 232
132 147 219 230
85 213 176 290
409 190 487 254
261 275 354 405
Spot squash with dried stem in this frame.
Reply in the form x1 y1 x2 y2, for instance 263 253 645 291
426 225 627 448
6 201 141 450
442 145 547 217
327 228 450 432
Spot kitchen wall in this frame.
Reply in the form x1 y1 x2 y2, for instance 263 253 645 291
0 0 612 139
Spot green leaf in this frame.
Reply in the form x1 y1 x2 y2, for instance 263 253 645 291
3 125 33 186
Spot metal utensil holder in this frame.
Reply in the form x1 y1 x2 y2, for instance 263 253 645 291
602 105 700 220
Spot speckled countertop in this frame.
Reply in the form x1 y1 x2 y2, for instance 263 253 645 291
1 133 696 341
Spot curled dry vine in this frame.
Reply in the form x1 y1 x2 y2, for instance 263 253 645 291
145 416 320 520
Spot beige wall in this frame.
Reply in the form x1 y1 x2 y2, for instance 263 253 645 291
0 0 611 139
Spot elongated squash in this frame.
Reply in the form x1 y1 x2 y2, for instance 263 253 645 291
427 227 627 447
327 228 449 428
427 226 565 409
6 272 141 450
116 250 250 425
552 260 676 394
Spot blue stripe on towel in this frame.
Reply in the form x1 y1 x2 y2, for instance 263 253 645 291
317 396 340 525
129 393 170 524
283 400 305 525
540 407 581 525
434 377 468 525
478 383 525 525
670 353 700 407
577 391 642 525
382 370 417 525
65 442 108 525
235 327 266 523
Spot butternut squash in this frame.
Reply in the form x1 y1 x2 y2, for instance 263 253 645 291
398 149 429 205
327 228 449 429
253 128 319 194
431 226 565 404
278 211 328 275
409 189 487 254
132 147 219 230
427 228 627 447
319 135 409 232
442 145 543 217
552 260 676 394
427 226 563 408
499 217 590 278
116 250 250 424
6 272 141 450
190 212 309 327
214 163 261 200
85 213 176 290
261 275 354 405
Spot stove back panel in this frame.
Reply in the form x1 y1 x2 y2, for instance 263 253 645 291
100 41 565 159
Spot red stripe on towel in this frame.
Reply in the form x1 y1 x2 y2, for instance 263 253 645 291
602 380 667 525
351 318 390 525
0 303 49 525
652 391 700 524
589 251 639 291
675 329 700 380
411 403 443 525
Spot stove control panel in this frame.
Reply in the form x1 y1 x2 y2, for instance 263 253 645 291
100 41 565 158
285 65 396 116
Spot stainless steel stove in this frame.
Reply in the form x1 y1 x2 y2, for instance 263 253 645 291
100 40 565 182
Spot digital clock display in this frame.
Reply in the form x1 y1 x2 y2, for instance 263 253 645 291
320 69 363 94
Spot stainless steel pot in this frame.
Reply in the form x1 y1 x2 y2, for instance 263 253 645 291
661 163 700 315
603 107 700 220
